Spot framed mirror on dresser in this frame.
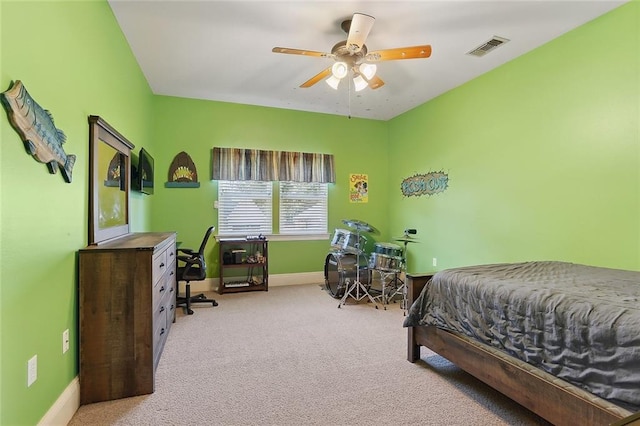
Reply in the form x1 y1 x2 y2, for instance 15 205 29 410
79 116 177 404
88 115 133 245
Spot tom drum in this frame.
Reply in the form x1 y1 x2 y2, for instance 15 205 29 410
324 252 371 298
369 253 403 272
373 242 403 258
330 228 366 253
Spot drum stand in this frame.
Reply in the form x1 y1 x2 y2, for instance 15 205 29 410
372 269 403 310
338 229 379 310
389 242 411 314
389 265 407 312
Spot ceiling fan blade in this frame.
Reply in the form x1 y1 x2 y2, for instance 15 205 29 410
366 45 432 62
367 75 384 90
272 47 333 58
300 67 332 88
346 13 375 53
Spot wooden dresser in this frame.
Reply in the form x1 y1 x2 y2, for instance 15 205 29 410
78 232 177 404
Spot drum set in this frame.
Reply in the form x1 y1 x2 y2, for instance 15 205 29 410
323 219 418 311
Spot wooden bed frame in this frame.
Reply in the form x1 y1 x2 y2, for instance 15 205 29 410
406 273 639 426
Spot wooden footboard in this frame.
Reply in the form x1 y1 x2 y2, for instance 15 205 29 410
406 273 432 362
405 273 633 426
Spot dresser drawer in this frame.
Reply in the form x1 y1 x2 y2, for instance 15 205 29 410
153 293 168 329
153 281 174 368
153 310 168 369
152 273 171 308
152 250 167 285
153 257 176 351
165 244 176 269
153 239 177 286
154 268 174 323
167 296 176 328
165 258 176 324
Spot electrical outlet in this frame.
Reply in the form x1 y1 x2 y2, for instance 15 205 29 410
432 257 437 267
63 329 70 354
27 355 37 387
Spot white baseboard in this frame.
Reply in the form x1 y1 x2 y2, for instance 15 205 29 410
184 271 324 293
38 376 80 426
269 271 324 287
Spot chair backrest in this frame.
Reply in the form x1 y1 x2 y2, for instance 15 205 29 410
197 226 215 255
178 226 215 281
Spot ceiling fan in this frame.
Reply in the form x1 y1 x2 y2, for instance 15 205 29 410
272 13 432 92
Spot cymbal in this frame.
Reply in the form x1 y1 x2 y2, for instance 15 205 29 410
342 219 377 233
394 236 420 243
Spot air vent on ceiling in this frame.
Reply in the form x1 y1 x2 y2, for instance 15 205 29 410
467 36 510 57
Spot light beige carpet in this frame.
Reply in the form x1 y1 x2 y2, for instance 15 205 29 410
69 283 550 425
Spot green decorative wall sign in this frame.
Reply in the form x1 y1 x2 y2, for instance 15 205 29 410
401 171 449 197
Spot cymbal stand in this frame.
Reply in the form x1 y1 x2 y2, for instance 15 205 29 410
338 227 379 309
389 240 409 314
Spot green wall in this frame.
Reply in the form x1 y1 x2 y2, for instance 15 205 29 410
0 1 638 425
151 96 389 276
388 1 639 273
0 1 154 424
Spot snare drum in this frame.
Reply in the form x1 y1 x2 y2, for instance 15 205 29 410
374 242 403 258
324 252 371 298
330 228 366 253
369 252 403 272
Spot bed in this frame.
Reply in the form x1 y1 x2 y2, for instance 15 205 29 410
403 261 640 425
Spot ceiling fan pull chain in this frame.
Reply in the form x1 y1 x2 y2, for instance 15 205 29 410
348 76 352 119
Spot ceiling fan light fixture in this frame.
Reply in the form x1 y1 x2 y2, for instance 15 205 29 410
353 74 368 92
326 75 341 90
331 62 348 79
359 63 377 80
272 12 434 95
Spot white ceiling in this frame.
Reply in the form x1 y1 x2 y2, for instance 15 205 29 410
108 0 627 121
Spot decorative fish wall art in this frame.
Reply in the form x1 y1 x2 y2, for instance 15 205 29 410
1 80 76 183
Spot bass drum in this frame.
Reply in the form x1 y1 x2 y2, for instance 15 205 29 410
324 252 371 299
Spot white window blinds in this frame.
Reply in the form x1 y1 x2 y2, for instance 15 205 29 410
218 181 272 235
279 182 328 234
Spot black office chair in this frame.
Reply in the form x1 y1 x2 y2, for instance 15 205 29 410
176 226 219 315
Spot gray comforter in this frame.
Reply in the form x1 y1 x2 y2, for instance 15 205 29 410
403 261 640 411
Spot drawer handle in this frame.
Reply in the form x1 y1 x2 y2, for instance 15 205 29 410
160 328 165 336
169 251 174 257
169 286 174 293
160 262 165 268
170 304 175 311
169 271 174 276
159 286 165 293
159 306 165 313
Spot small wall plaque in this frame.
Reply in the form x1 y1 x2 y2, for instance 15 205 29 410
165 151 200 188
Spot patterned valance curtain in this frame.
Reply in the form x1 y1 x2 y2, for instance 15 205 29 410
211 147 279 181
279 151 335 183
212 147 335 183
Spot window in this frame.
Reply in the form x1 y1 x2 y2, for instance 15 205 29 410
218 181 272 235
279 182 328 234
217 181 328 237
213 148 333 237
